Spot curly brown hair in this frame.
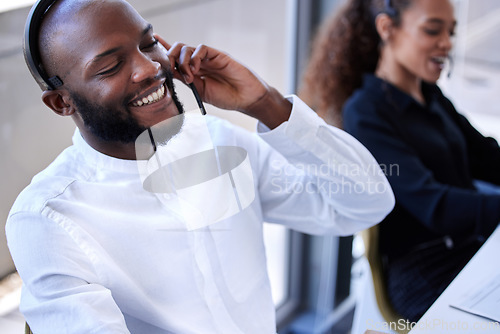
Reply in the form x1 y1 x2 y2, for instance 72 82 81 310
299 0 412 127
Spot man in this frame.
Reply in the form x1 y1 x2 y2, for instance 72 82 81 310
7 0 395 333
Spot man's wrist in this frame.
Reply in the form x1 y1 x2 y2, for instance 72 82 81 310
240 87 292 129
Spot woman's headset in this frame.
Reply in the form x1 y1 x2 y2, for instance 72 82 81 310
24 0 63 91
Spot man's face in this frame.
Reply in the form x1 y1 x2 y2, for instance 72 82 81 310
69 70 183 143
53 0 183 142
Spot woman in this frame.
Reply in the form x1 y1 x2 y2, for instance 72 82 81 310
301 0 500 321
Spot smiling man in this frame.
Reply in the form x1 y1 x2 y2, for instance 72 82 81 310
7 0 394 333
38 0 185 156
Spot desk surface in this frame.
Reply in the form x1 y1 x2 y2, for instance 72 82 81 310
409 226 500 333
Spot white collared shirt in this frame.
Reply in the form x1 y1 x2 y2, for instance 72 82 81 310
6 96 394 334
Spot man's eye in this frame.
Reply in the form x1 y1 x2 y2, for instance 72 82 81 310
143 39 159 50
98 62 122 76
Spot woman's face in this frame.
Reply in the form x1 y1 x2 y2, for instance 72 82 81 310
389 0 456 83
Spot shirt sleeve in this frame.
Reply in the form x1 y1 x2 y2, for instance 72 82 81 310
343 100 500 238
6 212 131 334
255 95 395 236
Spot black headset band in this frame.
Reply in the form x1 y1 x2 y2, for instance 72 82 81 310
24 0 63 90
384 0 398 18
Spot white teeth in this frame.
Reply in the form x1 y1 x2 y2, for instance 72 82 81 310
133 84 166 107
433 56 447 64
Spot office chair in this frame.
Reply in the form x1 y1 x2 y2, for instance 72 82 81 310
25 322 33 334
361 225 409 334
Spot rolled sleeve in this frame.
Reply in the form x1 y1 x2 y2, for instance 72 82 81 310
256 95 395 235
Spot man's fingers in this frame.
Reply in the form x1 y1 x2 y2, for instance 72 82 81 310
178 45 197 82
165 42 195 83
154 34 171 50
155 36 182 75
190 44 211 73
192 44 231 71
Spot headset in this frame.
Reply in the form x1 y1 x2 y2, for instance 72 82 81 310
384 0 398 18
24 0 63 91
24 0 207 115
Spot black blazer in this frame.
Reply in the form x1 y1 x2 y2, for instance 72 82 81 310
343 74 500 262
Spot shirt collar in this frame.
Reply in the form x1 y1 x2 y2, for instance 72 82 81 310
72 129 140 174
362 73 438 113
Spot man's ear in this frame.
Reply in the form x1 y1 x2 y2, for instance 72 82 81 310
41 90 75 116
375 13 394 43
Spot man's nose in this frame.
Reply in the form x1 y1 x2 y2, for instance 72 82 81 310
131 53 161 83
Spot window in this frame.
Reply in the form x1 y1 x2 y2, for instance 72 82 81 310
439 0 500 141
0 0 35 13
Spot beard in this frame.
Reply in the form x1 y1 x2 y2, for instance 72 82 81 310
70 69 184 143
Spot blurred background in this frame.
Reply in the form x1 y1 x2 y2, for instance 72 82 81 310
0 0 498 333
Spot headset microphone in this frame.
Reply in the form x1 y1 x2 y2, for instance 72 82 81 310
447 54 454 78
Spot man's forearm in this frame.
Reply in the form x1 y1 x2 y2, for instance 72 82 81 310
240 87 292 129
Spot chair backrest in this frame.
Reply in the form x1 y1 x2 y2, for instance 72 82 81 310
361 225 410 334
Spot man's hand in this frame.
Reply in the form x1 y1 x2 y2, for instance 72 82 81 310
155 35 291 129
